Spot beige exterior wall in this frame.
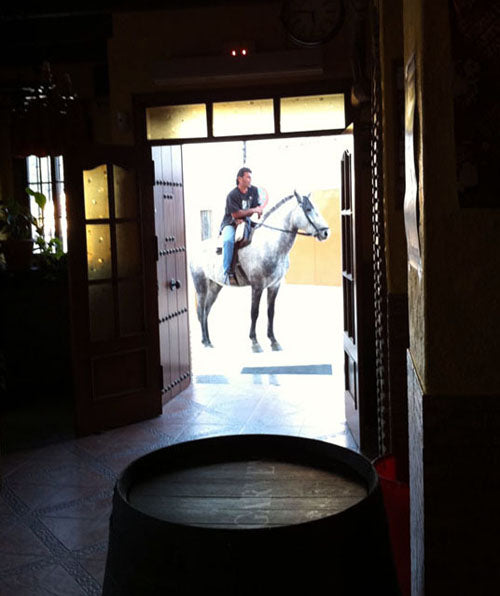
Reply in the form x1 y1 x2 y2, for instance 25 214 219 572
286 189 342 286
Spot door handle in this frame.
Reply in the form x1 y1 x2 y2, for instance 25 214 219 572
169 279 181 291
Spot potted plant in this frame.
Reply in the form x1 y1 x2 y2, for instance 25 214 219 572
1 188 67 274
0 197 37 271
26 188 67 279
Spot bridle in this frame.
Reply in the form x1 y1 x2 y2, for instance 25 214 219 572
253 193 328 238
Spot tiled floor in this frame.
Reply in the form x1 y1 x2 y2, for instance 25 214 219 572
0 285 356 595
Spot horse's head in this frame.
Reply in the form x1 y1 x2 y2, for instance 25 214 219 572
293 190 330 241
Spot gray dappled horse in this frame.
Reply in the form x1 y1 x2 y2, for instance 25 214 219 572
190 190 330 352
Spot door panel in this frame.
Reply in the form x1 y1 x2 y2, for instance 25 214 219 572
154 145 191 403
65 144 162 435
341 150 359 445
171 146 190 394
341 139 377 456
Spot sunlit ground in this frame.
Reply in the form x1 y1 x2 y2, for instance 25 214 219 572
189 283 344 393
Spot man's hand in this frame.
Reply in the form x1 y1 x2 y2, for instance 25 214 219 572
232 205 264 220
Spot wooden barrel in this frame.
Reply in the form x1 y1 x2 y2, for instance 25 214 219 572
102 434 400 595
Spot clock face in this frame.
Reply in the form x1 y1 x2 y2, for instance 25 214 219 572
281 0 345 46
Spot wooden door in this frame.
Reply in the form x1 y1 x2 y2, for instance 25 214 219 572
341 143 377 456
153 145 191 403
65 144 162 435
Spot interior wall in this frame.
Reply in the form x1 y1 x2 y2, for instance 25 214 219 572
404 0 500 396
403 0 426 388
379 0 405 297
404 0 500 592
107 2 353 146
378 0 409 478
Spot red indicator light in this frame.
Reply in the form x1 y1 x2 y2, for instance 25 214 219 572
241 49 247 56
231 49 237 56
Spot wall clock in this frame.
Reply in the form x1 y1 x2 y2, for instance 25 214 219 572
281 0 345 47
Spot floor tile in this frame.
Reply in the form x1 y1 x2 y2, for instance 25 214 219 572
0 285 355 594
0 562 94 596
74 543 108 587
6 465 112 512
74 425 162 460
38 494 112 552
0 521 53 573
174 424 244 444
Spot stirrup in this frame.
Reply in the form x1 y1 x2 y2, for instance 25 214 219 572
224 272 238 286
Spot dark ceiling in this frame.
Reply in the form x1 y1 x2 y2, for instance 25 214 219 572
0 1 269 66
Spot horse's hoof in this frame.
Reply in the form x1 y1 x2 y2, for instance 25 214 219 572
252 343 263 353
202 341 214 348
271 342 282 351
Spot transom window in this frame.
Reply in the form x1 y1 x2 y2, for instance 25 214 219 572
146 93 345 141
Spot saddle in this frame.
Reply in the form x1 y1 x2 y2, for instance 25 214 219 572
215 219 256 286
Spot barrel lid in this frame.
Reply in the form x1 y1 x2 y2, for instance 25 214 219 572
116 434 379 532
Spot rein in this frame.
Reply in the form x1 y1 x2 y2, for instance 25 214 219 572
253 194 317 237
255 222 312 236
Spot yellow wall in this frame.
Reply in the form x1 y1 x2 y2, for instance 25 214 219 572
286 189 341 286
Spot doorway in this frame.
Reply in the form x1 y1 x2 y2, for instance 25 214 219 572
162 132 355 443
54 89 366 447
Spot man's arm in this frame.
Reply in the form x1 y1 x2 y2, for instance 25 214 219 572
231 205 263 220
231 186 266 220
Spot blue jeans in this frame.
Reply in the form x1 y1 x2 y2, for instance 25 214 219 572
222 224 235 275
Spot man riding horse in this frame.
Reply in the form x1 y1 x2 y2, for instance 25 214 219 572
220 167 268 285
191 186 330 351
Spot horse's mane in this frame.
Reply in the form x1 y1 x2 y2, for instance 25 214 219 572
260 194 294 225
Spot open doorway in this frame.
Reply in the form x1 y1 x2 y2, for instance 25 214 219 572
176 133 353 442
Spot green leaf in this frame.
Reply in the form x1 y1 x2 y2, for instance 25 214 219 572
26 187 47 211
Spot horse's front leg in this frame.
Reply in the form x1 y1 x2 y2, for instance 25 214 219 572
250 286 264 353
267 283 282 351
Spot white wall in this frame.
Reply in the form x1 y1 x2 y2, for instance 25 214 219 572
182 134 352 248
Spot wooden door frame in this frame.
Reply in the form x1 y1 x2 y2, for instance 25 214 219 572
131 81 378 455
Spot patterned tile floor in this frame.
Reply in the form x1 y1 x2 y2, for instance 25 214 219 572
0 285 356 595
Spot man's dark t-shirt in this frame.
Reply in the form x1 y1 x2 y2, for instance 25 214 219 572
220 185 260 231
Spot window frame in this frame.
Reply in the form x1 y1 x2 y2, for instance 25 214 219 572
26 154 67 251
137 80 351 146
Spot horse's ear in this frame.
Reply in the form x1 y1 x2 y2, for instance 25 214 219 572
294 189 302 203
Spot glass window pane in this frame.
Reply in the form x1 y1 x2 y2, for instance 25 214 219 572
200 210 212 241
116 222 141 277
40 195 56 240
57 181 68 252
83 165 109 219
27 156 39 184
146 104 207 140
213 99 274 137
40 156 51 185
89 283 114 342
87 224 112 280
119 279 144 336
114 165 137 219
280 94 345 133
55 155 64 182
